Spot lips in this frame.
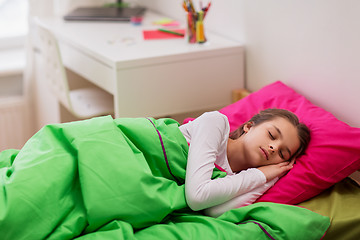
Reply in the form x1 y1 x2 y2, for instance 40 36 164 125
260 147 269 160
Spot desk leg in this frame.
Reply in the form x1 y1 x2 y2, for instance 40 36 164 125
113 70 121 119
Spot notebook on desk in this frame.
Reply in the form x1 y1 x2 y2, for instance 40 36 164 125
64 7 146 22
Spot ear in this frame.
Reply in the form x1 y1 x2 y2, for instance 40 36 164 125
243 121 253 133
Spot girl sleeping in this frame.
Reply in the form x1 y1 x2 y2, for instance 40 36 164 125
181 109 310 216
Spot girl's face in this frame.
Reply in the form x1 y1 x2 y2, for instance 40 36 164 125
231 117 301 169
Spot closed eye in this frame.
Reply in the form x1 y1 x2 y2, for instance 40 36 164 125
279 151 284 159
268 131 275 140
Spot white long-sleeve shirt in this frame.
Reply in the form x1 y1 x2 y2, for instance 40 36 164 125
179 111 277 217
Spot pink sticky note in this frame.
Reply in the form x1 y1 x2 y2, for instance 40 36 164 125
143 29 185 40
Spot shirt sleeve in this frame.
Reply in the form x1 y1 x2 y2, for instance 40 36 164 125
184 111 267 211
203 177 278 217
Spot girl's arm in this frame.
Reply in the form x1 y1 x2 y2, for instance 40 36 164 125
204 177 278 217
183 112 267 211
203 160 295 217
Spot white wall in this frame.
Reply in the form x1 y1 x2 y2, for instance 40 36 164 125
242 0 360 128
148 0 360 128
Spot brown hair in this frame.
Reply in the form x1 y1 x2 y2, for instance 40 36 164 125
229 108 310 159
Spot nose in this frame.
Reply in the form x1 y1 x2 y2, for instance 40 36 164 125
269 145 278 153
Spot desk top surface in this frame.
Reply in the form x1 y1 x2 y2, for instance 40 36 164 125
38 11 243 69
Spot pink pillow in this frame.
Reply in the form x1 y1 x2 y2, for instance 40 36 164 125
218 81 360 204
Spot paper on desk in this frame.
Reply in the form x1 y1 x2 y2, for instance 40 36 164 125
143 29 185 40
153 18 180 27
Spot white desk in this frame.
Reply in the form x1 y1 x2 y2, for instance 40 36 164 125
37 11 244 118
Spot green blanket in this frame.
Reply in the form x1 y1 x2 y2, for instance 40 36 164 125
0 116 329 239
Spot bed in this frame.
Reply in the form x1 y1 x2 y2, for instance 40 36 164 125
299 177 360 240
214 81 360 240
0 81 359 239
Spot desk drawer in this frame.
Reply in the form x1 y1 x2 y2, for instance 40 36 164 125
60 43 115 94
115 53 244 118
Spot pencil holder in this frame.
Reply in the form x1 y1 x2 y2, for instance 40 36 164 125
186 11 206 44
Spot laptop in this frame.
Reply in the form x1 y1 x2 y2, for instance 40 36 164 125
64 7 146 22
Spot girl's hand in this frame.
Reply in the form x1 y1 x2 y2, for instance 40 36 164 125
258 159 295 182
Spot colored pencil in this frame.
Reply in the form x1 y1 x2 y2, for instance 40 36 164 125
158 28 185 37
